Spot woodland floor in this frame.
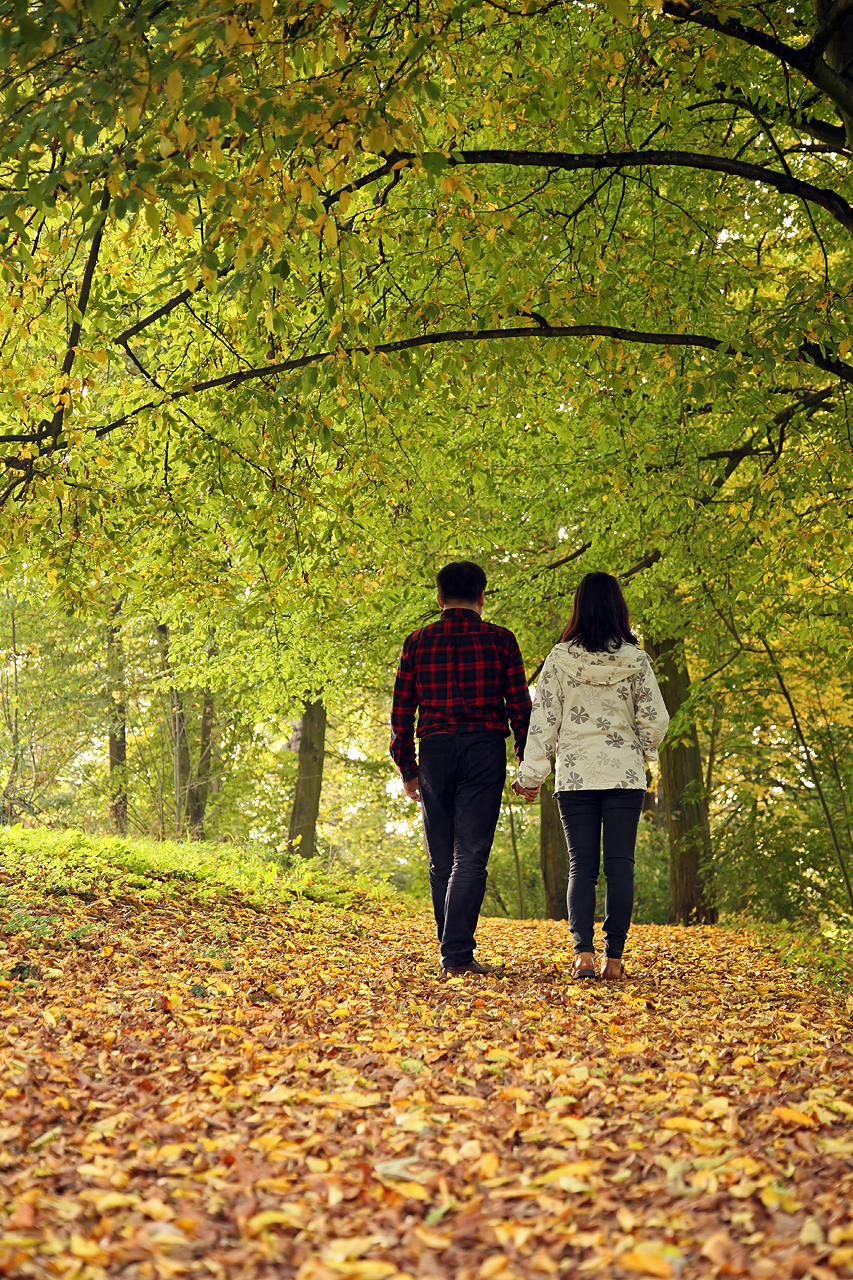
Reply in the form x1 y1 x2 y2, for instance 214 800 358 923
1 882 852 1280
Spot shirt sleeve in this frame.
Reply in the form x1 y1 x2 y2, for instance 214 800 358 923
517 651 562 787
389 637 419 781
632 653 670 762
504 634 533 762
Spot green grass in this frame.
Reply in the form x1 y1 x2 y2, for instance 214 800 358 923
0 825 406 916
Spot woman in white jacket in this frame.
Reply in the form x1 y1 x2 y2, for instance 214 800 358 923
516 573 669 980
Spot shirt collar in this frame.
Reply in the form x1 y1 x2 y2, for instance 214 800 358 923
442 608 482 622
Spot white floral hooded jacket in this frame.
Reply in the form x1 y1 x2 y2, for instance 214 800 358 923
517 641 670 792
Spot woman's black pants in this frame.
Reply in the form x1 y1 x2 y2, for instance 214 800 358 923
556 788 646 959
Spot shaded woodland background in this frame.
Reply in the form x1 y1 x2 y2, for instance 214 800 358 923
2 580 850 937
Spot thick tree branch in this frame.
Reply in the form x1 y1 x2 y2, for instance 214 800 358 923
414 148 853 235
66 322 853 443
5 324 849 462
37 184 111 447
661 0 853 125
805 0 853 59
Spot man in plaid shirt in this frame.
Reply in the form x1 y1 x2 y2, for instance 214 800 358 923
390 561 532 977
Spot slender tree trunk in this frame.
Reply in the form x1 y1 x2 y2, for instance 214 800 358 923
644 637 715 925
156 623 193 836
107 598 127 834
762 639 853 912
288 698 326 857
539 775 569 920
187 689 214 841
1 602 21 821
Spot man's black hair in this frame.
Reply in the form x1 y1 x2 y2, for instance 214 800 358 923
436 560 487 604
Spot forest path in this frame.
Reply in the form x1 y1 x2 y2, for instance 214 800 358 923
0 887 851 1280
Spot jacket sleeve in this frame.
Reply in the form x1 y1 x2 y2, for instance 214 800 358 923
632 653 670 761
516 651 563 787
503 634 533 762
389 638 419 781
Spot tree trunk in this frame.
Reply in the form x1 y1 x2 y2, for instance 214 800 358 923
539 775 568 920
187 689 214 841
156 623 193 837
107 598 127 834
644 637 716 925
288 698 326 858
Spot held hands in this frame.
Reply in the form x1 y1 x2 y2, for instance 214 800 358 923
403 777 421 803
511 779 540 802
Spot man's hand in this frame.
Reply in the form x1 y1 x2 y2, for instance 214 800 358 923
511 779 540 802
403 777 421 802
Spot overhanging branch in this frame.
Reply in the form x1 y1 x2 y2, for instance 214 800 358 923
4 321 850 459
80 322 853 439
660 0 853 126
411 148 853 235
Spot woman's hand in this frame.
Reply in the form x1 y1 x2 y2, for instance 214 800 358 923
511 780 541 802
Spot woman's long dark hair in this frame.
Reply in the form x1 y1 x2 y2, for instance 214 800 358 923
560 572 639 652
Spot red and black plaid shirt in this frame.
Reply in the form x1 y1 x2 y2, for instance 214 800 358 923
390 608 532 781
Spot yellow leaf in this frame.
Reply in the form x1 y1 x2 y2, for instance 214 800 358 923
772 1106 816 1128
174 210 195 237
325 1092 382 1109
157 1144 186 1163
140 1199 174 1221
323 1237 380 1263
166 68 183 107
661 1116 703 1133
413 1226 451 1250
388 1180 428 1199
91 1192 138 1212
535 1160 601 1185
604 0 631 23
258 1084 296 1102
620 1253 672 1278
558 1116 590 1140
478 1151 500 1177
91 1111 130 1135
840 337 851 357
479 1257 510 1278
247 1209 304 1235
70 1235 104 1260
760 1184 801 1212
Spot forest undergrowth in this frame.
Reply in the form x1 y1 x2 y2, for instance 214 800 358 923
0 833 852 1280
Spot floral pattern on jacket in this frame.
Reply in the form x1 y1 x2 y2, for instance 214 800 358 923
517 641 670 792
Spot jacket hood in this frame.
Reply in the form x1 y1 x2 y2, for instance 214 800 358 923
550 641 647 687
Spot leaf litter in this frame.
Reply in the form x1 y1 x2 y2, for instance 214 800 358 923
0 883 851 1280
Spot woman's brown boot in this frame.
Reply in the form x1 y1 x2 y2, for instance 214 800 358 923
571 951 597 980
600 957 626 981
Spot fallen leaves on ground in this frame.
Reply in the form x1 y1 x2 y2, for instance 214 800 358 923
1 883 852 1280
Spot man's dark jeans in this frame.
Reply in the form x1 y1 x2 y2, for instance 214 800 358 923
556 788 646 959
419 731 507 968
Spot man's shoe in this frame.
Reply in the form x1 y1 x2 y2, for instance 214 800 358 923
440 959 497 979
600 956 626 981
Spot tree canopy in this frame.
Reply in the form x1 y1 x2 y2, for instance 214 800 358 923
1 0 852 921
